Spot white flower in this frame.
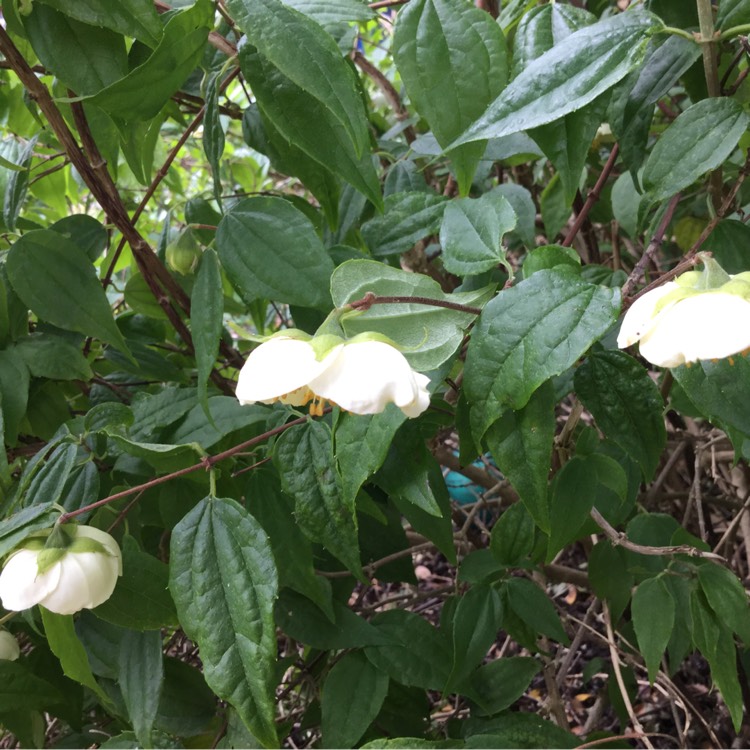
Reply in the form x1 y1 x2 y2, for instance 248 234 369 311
236 334 431 418
618 262 750 367
0 525 123 616
0 631 19 661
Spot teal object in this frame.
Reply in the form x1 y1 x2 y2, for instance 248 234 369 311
443 454 499 520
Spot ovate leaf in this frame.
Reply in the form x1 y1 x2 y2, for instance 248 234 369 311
274 420 362 578
575 350 666 480
217 196 334 309
465 267 620 440
169 497 278 747
453 12 659 146
643 98 750 201
439 192 516 276
7 230 131 357
392 0 508 193
485 381 555 531
322 652 389 749
632 577 674 683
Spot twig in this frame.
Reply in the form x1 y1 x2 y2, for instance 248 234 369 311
562 144 619 248
348 291 482 315
590 507 725 561
621 193 682 299
318 541 437 579
57 412 318 523
603 602 656 750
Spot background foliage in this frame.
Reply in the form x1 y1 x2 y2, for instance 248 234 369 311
2 0 750 747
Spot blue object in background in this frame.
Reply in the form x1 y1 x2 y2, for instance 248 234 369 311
443 453 499 524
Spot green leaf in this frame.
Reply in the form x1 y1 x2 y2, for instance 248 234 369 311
632 577 674 683
93 535 178 631
453 12 659 146
465 267 621 440
169 496 279 748
16 333 93 381
547 456 599 560
233 0 381 207
6 230 131 357
490 502 535 566
87 1 212 122
464 713 577 749
531 96 609 204
191 249 223 411
0 660 65 713
589 542 633 623
575 350 666 480
392 0 508 193
446 584 504 692
439 193 516 276
717 0 750 31
504 577 569 645
24 5 128 96
376 427 443 517
203 74 225 206
522 244 580 278
468 656 540 716
511 3 594 77
671 356 750 437
698 562 750 644
275 588 391 649
710 623 744 732
283 0 374 23
331 259 490 371
247 469 334 620
3 135 37 232
274 420 362 578
322 651 389 749
361 191 447 258
25 443 77 508
216 196 334 309
365 609 453 690
0 502 59 559
118 630 163 747
242 104 340 228
0 346 29 445
166 398 268 450
335 406 406 506
41 609 111 705
643 98 749 200
35 0 162 47
485 381 555 531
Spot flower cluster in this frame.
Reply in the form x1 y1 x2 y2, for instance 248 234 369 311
236 332 431 418
618 258 750 367
0 525 122 616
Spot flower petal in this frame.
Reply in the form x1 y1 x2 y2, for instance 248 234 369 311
617 282 679 349
0 631 20 661
235 337 334 405
309 341 430 417
639 291 750 366
0 549 61 612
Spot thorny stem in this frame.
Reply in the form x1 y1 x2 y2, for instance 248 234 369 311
562 144 619 248
57 413 315 523
348 292 482 316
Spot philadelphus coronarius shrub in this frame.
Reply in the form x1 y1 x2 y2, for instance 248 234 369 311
236 331 431 418
618 255 750 367
0 525 122 616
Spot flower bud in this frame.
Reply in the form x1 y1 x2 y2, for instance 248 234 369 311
0 631 19 661
166 228 202 275
0 525 123 615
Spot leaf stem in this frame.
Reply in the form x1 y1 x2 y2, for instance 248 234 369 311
348 292 482 315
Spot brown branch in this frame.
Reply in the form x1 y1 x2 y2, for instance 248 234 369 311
562 143 619 248
621 192 682 299
351 51 416 143
590 506 725 561
348 291 482 315
369 0 409 8
58 412 317 523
